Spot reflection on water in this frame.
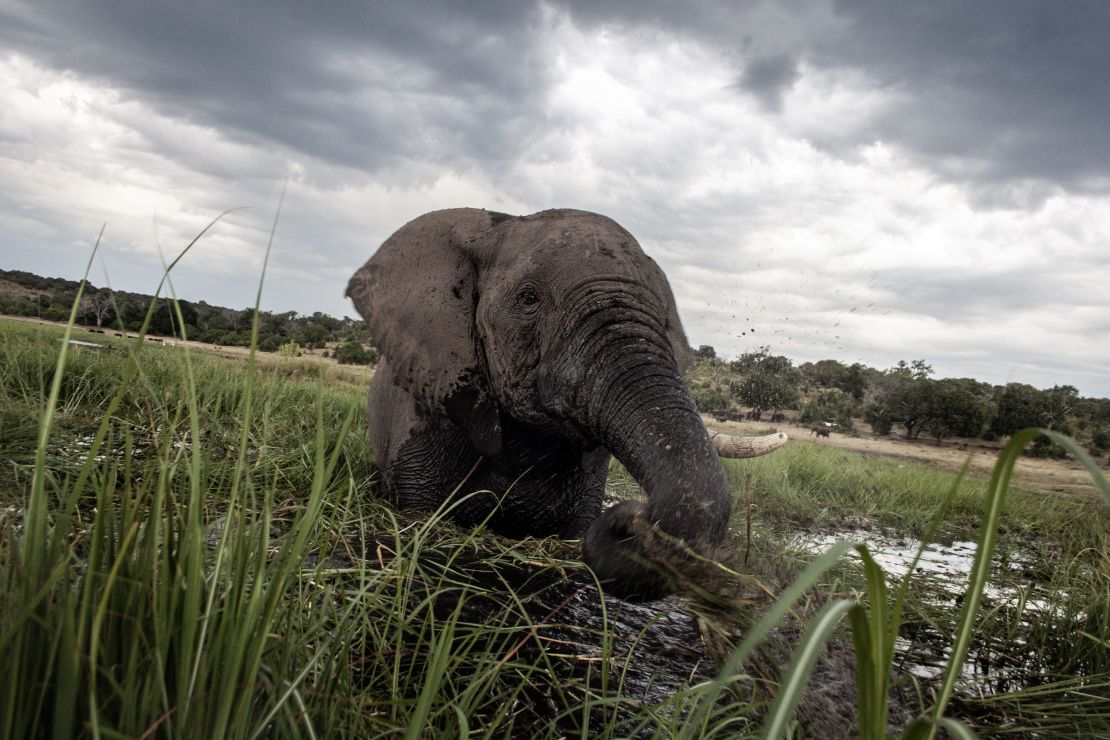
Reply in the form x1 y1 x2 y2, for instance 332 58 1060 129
792 528 1077 694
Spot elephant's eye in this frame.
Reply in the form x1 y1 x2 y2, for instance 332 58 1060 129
517 287 540 307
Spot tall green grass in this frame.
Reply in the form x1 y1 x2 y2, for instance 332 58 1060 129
2 261 1109 735
0 315 641 736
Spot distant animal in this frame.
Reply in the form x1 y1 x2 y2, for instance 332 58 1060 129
347 208 787 599
745 410 763 421
771 412 786 423
811 427 831 438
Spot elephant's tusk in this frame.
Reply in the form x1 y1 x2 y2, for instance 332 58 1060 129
709 431 788 458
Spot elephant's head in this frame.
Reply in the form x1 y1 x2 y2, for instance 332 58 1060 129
347 208 783 598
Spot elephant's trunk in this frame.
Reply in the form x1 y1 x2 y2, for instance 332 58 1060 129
584 369 733 599
538 282 736 599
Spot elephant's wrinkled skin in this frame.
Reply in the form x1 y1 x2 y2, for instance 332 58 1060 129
347 208 737 599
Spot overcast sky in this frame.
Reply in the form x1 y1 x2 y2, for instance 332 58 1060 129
2 1 1108 396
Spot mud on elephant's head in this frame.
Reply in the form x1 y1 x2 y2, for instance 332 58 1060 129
347 208 785 599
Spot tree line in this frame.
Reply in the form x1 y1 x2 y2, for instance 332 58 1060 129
0 269 377 364
688 345 1110 460
3 269 1107 457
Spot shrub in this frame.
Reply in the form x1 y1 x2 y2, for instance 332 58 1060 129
335 339 377 365
1090 424 1110 454
278 340 302 358
864 403 894 435
257 334 282 353
801 389 858 430
690 383 729 413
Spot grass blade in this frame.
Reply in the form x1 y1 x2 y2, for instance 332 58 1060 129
760 598 856 739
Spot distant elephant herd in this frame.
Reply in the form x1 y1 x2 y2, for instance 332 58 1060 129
710 408 834 438
711 409 789 424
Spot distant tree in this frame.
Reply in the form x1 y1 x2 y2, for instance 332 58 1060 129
118 298 148 331
896 359 934 381
234 308 256 330
801 360 871 400
990 383 1045 438
923 378 990 444
151 299 198 337
1026 385 1079 458
1041 385 1078 429
1089 398 1110 425
729 346 775 374
841 363 868 401
295 322 330 349
694 345 717 361
690 383 730 413
730 347 801 416
80 290 115 328
55 290 79 313
261 311 293 338
1089 425 1110 454
258 334 283 353
869 360 935 439
193 301 235 335
335 340 377 365
219 330 252 348
864 403 895 436
193 327 225 345
308 311 341 332
336 316 369 341
801 359 848 391
800 389 859 430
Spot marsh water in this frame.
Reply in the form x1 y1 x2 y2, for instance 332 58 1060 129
791 528 1073 694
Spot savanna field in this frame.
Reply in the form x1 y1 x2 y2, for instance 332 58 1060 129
2 315 1109 738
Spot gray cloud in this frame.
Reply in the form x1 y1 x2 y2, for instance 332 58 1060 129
565 0 1110 193
0 0 549 184
4 1 1110 193
736 53 799 112
809 0 1110 192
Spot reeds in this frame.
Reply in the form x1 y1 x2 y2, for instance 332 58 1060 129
2 226 1108 737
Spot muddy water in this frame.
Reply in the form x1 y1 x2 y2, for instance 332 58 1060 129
791 529 1069 693
792 529 1042 601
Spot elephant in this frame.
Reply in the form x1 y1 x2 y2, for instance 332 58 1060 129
346 208 786 599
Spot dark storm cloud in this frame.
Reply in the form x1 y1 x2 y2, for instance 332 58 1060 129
0 0 549 182
565 0 1110 193
4 1 1108 193
813 0 1110 191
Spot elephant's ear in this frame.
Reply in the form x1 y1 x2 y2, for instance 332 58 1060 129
346 208 513 457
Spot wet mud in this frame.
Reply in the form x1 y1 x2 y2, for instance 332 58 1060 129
308 541 914 737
